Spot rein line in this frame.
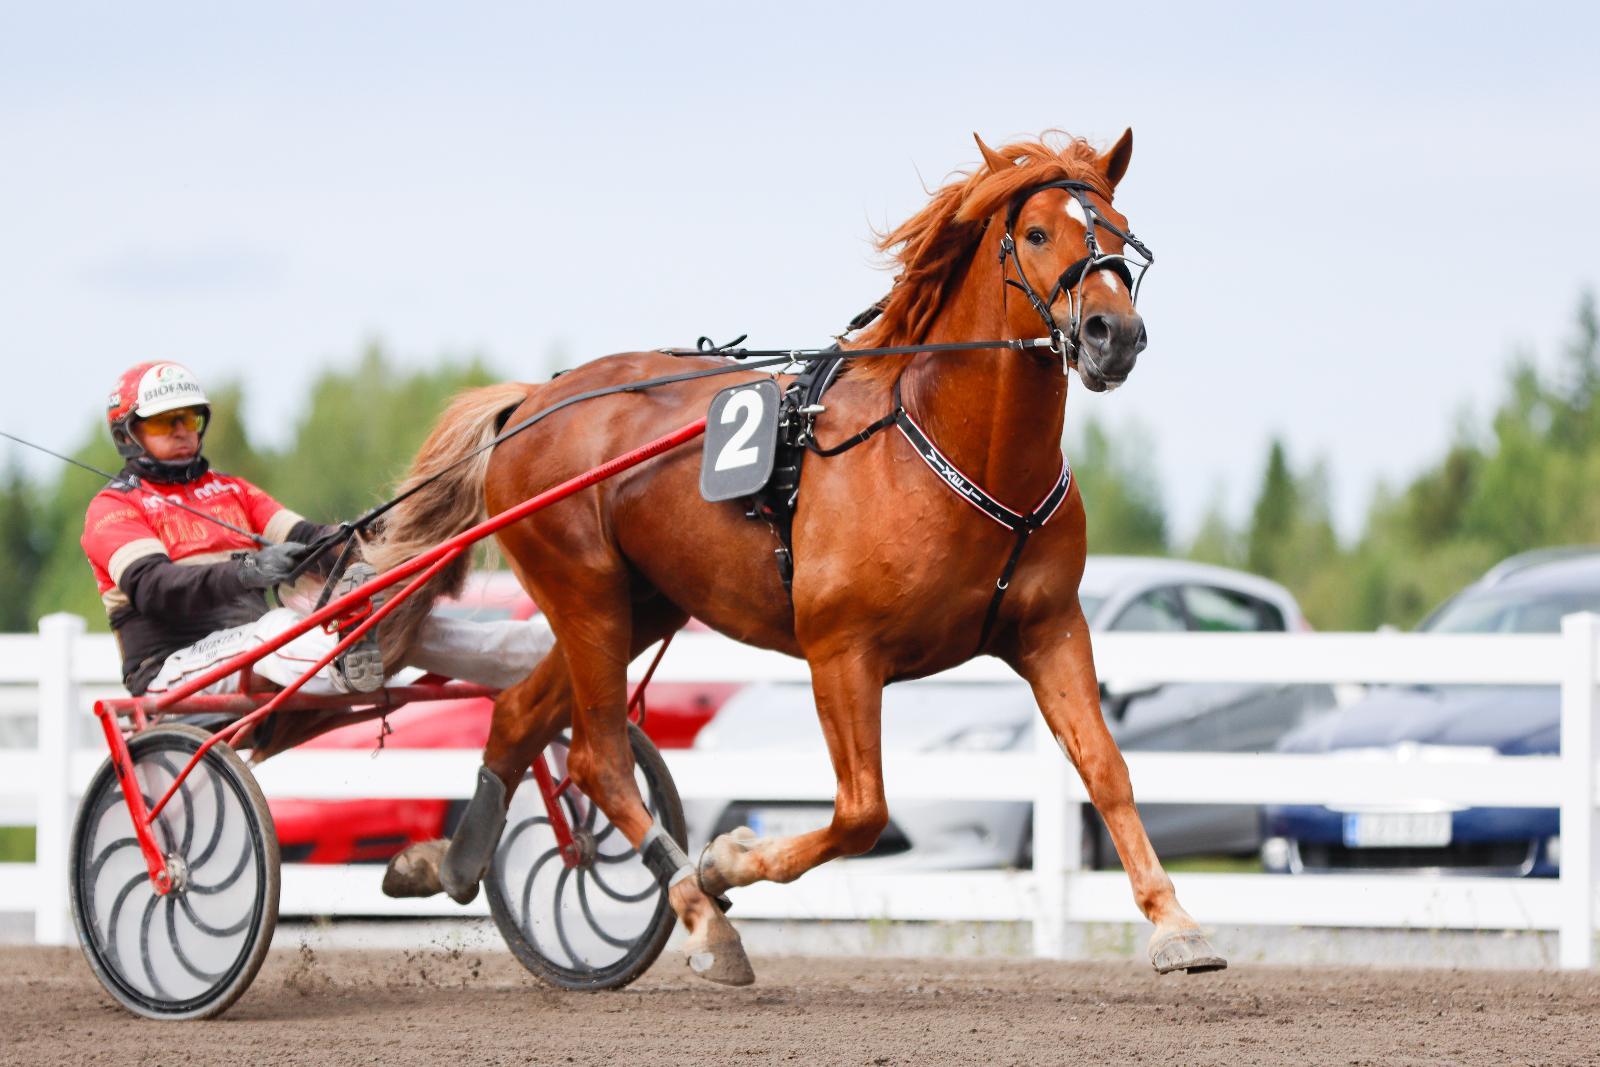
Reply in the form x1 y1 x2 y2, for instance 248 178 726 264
294 333 1059 578
0 429 271 547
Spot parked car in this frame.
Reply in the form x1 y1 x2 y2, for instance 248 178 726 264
1261 547 1600 877
270 571 737 863
687 555 1336 869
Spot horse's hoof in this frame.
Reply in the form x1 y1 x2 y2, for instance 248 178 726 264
1150 928 1228 974
685 939 756 987
698 826 759 899
683 914 755 987
381 839 448 898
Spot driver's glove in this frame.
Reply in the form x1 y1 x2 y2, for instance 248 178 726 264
237 542 311 590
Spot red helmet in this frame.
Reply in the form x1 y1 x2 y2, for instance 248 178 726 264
106 361 212 459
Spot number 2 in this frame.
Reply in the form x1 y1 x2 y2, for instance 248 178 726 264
714 389 764 471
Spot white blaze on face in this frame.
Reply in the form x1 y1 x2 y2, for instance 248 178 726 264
1098 271 1120 292
1063 197 1088 227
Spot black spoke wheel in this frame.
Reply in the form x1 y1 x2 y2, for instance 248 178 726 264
487 722 684 991
70 724 279 1020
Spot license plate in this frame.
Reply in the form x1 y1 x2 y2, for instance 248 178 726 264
745 806 832 841
1342 811 1452 848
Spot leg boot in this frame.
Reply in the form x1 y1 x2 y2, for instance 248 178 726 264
438 766 508 905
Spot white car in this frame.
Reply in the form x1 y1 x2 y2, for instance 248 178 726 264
686 555 1333 869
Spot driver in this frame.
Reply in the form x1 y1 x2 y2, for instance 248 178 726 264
81 361 553 699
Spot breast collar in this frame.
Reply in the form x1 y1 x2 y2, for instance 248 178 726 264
892 379 1072 533
804 373 1071 652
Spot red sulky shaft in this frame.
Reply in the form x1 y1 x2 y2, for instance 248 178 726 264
128 416 708 872
147 417 709 711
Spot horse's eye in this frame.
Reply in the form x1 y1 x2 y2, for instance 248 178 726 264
1026 229 1047 247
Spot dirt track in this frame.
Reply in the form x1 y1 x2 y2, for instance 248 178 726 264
5 944 1600 1066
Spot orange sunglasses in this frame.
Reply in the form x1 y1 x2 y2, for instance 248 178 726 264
137 408 207 436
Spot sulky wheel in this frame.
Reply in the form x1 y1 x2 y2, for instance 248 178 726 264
487 722 684 991
70 724 279 1021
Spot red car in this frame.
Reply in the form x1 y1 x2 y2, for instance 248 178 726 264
270 572 737 863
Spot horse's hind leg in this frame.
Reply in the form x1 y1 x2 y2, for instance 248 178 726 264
698 643 889 891
549 583 754 986
382 649 575 901
383 597 686 904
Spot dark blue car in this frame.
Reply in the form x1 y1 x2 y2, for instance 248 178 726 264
1262 548 1600 877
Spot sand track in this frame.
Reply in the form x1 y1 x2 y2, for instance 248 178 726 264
5 944 1599 1065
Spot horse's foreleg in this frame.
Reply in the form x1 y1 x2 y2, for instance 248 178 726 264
1012 609 1226 975
699 647 887 891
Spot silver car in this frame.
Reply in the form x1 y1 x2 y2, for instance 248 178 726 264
686 555 1335 869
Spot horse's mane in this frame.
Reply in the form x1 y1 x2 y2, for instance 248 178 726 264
843 133 1112 388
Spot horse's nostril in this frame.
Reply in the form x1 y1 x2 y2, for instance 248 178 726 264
1084 315 1112 346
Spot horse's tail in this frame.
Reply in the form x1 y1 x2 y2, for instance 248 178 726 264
363 381 532 668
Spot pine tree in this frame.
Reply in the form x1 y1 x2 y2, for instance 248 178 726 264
1068 415 1168 556
1246 439 1297 581
0 460 44 630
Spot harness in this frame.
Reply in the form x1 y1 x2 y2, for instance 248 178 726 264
746 179 1148 651
753 353 1072 652
287 175 1153 652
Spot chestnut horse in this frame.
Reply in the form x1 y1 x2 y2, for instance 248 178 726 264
371 130 1225 982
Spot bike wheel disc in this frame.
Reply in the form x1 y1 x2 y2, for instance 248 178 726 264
487 722 684 991
70 724 279 1020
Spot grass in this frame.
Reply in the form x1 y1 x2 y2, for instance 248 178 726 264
1163 854 1264 874
0 826 36 863
1098 853 1263 874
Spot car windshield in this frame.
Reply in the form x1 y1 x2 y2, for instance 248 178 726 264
1427 590 1600 634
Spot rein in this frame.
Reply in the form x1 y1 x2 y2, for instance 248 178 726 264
0 429 270 547
290 333 1061 585
300 175 1157 634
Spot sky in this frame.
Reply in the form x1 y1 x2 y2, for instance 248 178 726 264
2 2 1597 541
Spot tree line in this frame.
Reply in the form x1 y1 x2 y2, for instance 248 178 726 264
2 295 1595 634
1042 292 1597 631
0 344 495 630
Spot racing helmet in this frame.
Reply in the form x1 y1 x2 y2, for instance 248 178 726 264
106 361 212 461
104 361 214 489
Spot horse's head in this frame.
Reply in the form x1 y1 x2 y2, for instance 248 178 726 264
979 130 1151 393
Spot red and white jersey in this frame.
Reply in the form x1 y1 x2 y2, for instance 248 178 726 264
82 471 304 615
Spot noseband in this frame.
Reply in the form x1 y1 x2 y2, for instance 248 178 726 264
997 179 1155 362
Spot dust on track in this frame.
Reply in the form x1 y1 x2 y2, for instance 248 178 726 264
5 943 1599 1066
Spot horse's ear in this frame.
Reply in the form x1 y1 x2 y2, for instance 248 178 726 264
1099 128 1134 189
973 133 1012 175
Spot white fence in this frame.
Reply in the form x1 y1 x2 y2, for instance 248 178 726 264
3 612 1597 968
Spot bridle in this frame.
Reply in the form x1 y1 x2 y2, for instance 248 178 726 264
997 178 1155 363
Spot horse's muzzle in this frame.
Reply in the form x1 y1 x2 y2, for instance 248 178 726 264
1077 308 1147 383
